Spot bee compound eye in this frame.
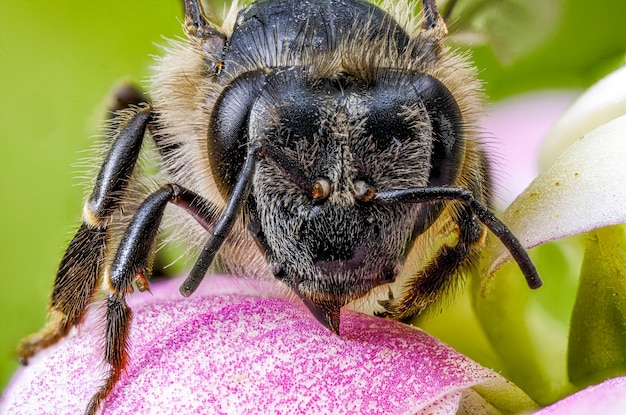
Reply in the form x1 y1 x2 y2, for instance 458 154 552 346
354 180 376 202
311 178 331 200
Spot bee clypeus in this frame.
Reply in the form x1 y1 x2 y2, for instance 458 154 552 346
19 0 542 413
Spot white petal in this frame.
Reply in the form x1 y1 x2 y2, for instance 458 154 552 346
484 115 626 278
539 66 626 170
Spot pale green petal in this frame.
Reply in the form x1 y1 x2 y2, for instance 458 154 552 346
568 226 626 387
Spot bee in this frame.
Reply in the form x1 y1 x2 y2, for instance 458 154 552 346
18 0 542 413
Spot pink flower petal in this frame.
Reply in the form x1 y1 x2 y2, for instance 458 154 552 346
2 276 535 415
534 377 626 415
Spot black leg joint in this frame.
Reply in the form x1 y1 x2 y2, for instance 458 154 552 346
109 184 219 294
87 106 152 221
109 185 175 293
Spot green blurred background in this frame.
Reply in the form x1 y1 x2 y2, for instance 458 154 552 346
0 0 625 394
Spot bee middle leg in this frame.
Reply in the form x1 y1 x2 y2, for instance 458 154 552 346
85 183 219 415
87 143 263 413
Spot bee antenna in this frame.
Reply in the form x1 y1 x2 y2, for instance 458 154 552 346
183 0 220 39
421 0 448 36
374 187 543 290
179 144 261 297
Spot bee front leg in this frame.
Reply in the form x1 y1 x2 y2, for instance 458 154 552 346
85 184 219 414
18 106 152 363
377 204 483 320
374 186 542 320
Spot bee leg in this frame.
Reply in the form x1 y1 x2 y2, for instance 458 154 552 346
84 293 131 415
107 82 149 115
421 0 448 59
422 0 445 31
374 186 542 319
85 184 218 414
182 0 225 42
17 107 152 363
378 205 483 320
17 224 108 362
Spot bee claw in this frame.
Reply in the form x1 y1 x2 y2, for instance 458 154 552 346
133 271 151 293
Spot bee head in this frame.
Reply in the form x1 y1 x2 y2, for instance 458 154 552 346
199 0 467 333
207 64 464 332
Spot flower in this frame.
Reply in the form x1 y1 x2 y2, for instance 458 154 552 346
0 276 535 415
534 376 626 415
475 65 626 407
